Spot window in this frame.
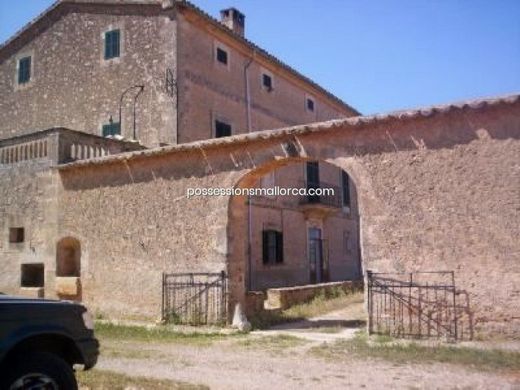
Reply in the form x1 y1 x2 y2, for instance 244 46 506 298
215 119 231 138
102 121 121 137
262 230 284 264
216 47 228 65
341 171 351 207
262 73 273 91
9 227 24 243
104 29 120 60
306 161 320 188
306 97 315 112
21 263 44 287
18 56 31 84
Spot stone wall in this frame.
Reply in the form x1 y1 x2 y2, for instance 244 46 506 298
1 95 518 338
0 2 177 147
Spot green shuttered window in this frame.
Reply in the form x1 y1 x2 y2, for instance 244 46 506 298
102 122 121 137
18 56 31 84
104 29 120 60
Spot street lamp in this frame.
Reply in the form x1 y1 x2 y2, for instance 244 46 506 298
118 85 144 140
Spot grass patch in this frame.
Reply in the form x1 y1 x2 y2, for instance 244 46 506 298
250 290 365 329
236 334 308 350
95 322 238 346
310 331 520 371
77 369 208 389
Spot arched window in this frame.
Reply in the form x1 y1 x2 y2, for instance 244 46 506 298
56 237 81 277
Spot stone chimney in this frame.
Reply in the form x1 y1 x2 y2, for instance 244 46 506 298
220 8 245 37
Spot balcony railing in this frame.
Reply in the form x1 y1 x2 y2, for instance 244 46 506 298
299 180 342 209
0 127 144 167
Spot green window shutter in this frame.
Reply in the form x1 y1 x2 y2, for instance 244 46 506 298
102 122 121 137
18 56 31 84
105 29 120 59
102 124 111 137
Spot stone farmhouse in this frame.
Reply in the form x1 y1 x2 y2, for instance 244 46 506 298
0 0 519 339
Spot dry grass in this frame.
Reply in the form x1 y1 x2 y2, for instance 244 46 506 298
77 369 208 390
250 289 365 329
95 322 238 346
310 330 520 372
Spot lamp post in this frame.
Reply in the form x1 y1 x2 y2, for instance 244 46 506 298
118 85 144 140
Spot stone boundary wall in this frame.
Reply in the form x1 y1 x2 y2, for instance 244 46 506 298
265 280 363 310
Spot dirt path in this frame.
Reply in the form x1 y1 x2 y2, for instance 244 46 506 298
96 335 519 390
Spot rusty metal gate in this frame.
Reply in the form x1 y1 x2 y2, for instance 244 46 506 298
161 272 228 325
367 271 458 341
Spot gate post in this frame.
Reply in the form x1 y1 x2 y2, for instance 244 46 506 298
366 270 373 335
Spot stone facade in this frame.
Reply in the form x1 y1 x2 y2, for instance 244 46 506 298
1 95 515 338
0 0 356 147
0 1 518 340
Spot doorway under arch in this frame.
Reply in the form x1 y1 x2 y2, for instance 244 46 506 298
226 157 365 313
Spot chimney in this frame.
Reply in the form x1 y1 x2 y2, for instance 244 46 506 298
220 8 245 37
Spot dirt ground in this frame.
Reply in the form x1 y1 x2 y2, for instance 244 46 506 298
94 305 520 389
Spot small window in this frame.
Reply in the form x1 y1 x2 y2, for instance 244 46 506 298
262 230 284 264
306 161 320 188
216 47 228 65
18 56 31 84
104 29 120 60
306 97 315 112
102 122 121 137
262 73 273 91
21 263 44 287
215 119 231 138
9 227 24 243
341 171 351 207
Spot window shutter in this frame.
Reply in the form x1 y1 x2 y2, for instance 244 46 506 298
262 230 269 264
276 231 284 263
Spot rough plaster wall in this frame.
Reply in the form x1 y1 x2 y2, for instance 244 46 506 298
4 102 515 337
58 153 244 319
226 104 519 338
0 9 177 147
0 161 59 295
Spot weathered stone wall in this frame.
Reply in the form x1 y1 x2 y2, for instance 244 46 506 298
1 96 518 338
0 3 177 147
0 159 59 297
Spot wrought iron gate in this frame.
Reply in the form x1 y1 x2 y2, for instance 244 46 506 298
162 272 228 325
367 271 458 341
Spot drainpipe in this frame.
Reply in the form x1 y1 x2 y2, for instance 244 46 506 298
244 52 255 291
244 52 255 133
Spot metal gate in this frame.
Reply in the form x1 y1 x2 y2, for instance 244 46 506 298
161 272 228 325
367 271 458 341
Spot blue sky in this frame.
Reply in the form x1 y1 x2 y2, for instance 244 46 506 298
1 0 519 114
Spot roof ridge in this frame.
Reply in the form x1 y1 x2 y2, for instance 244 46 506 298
57 92 520 171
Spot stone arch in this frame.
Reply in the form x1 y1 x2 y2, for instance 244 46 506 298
56 237 81 277
226 153 378 313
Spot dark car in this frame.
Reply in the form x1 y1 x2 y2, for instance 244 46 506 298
0 295 99 390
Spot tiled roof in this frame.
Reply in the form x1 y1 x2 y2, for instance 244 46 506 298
0 0 359 115
57 93 520 170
